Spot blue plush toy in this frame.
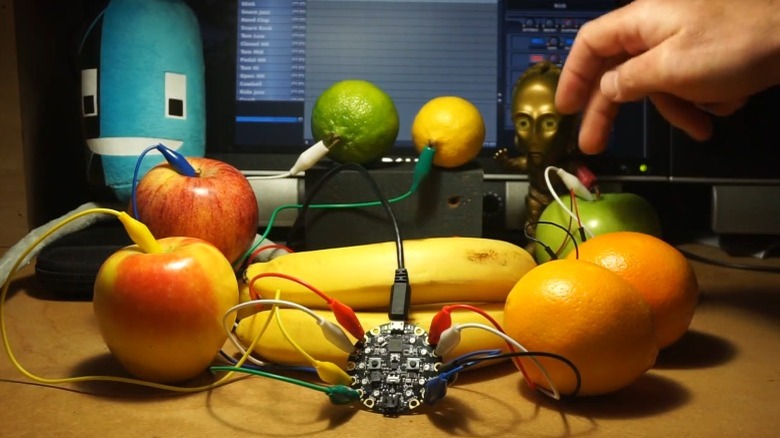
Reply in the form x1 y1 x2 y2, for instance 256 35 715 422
78 0 205 202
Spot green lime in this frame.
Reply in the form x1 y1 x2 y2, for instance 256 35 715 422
311 79 399 164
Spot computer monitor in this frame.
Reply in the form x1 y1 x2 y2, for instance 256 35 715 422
194 0 670 180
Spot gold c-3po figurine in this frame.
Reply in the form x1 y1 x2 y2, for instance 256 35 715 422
494 61 584 250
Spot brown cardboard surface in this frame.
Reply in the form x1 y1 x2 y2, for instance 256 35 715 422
1 249 780 438
0 0 29 249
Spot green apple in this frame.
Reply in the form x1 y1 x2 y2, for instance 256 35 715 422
534 193 662 263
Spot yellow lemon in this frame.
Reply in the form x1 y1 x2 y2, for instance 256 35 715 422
411 96 485 168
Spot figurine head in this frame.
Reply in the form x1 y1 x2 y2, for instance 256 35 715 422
511 61 577 165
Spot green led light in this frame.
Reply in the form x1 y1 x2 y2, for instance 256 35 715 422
639 163 648 173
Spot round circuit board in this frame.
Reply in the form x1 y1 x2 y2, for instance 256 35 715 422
346 321 441 415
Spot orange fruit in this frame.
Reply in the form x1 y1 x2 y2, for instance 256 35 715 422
311 79 399 165
567 231 699 349
503 259 658 396
411 96 485 168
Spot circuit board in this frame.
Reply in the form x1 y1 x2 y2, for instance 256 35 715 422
346 321 441 415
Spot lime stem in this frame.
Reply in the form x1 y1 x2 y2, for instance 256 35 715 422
324 133 341 149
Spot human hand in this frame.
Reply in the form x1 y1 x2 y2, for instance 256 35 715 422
556 0 780 154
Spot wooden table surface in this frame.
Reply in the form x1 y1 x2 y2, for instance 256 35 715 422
1 243 779 438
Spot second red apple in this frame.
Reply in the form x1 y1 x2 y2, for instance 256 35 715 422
134 157 258 264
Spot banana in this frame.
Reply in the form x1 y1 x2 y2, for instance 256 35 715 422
242 237 536 310
233 303 509 369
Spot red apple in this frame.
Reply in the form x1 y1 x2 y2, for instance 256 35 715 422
134 157 258 264
534 192 662 263
93 236 239 383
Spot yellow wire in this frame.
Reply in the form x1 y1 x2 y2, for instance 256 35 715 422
230 295 278 366
0 207 251 393
272 289 318 367
253 292 352 386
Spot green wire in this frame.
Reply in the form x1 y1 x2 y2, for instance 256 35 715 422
210 365 328 392
236 146 436 268
209 365 360 405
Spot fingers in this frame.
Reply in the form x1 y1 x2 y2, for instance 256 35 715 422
649 93 713 142
554 16 620 114
557 0 735 152
556 1 672 114
555 51 606 115
577 88 621 154
555 29 608 114
600 45 676 102
576 92 718 154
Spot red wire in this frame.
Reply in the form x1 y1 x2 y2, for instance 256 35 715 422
249 244 294 264
247 271 365 339
444 304 503 330
248 272 332 304
442 304 537 391
570 188 583 227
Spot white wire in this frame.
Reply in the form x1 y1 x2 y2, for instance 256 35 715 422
247 172 293 181
454 322 562 400
222 299 325 368
244 140 330 181
543 166 595 239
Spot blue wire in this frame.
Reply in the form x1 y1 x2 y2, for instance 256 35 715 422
130 145 159 220
156 145 198 177
439 349 505 381
444 348 503 367
130 143 199 220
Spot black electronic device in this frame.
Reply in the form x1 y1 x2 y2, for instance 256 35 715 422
33 221 131 298
666 85 780 237
298 163 484 250
669 85 780 183
347 321 441 415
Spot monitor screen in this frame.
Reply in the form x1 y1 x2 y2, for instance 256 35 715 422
194 0 669 179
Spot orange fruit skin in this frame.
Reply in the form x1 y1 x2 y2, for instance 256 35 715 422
503 259 658 396
566 231 699 349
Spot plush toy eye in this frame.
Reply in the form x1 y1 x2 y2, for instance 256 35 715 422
165 72 187 119
81 68 99 117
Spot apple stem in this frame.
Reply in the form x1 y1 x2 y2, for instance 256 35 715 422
117 212 163 254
